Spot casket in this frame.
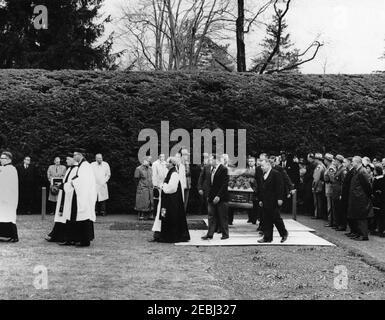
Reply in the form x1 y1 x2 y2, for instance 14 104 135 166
228 167 255 209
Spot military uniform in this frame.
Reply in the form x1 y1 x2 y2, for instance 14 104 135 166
324 163 337 226
312 159 326 219
331 164 347 229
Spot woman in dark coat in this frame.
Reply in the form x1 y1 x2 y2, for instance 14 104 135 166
347 157 373 241
158 157 190 243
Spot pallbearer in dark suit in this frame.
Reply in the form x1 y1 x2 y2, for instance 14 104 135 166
202 154 230 240
245 157 257 224
257 159 288 243
197 154 213 215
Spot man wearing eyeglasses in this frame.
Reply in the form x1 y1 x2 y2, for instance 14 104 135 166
0 152 19 242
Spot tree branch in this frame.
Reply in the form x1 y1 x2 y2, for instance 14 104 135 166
265 41 323 74
258 0 291 74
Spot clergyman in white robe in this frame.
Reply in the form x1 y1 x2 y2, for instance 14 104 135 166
66 157 97 246
0 159 19 241
46 163 78 242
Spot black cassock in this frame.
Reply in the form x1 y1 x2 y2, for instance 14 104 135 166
66 160 94 244
159 167 190 243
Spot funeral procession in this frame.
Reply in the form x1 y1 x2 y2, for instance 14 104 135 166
0 0 385 308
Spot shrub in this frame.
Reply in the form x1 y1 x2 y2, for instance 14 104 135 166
1 70 384 213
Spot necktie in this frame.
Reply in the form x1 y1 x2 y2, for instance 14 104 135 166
211 166 216 183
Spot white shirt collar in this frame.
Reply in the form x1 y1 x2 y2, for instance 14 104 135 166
263 167 272 179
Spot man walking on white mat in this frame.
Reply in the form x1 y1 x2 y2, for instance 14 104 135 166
257 159 289 243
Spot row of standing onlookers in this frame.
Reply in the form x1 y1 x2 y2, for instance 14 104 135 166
297 153 385 240
5 154 111 216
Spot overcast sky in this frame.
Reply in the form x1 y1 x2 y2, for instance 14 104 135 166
102 0 385 74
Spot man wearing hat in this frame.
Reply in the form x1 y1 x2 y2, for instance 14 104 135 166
312 153 326 219
332 155 347 231
323 153 337 227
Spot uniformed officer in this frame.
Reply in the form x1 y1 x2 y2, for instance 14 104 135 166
312 153 326 219
324 153 337 227
332 155 347 231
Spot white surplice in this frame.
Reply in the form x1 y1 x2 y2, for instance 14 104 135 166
72 160 97 222
0 164 18 224
152 171 180 232
54 166 78 223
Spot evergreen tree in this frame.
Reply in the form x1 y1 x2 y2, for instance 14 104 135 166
250 14 300 73
0 0 118 70
198 37 235 72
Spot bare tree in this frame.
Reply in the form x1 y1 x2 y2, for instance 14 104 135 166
235 0 273 72
257 0 323 74
117 0 233 71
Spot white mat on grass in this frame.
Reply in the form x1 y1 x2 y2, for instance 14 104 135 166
203 219 315 232
175 230 335 246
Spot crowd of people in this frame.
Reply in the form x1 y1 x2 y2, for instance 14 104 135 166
137 150 290 243
135 150 385 243
2 146 384 245
0 150 111 246
298 153 385 241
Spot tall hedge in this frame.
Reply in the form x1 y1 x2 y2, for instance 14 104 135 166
1 70 385 213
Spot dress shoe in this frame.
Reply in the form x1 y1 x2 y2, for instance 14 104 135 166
75 241 90 247
345 232 354 237
59 241 75 246
350 234 360 240
353 236 369 241
257 238 272 243
336 227 346 231
221 236 229 240
281 232 289 243
6 238 19 243
201 235 213 240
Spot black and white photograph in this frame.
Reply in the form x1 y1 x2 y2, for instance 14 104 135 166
0 0 385 308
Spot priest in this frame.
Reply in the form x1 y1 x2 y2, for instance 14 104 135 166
45 154 78 243
0 151 19 242
65 149 97 247
156 157 190 243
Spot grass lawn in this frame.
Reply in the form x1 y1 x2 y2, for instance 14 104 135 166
1 216 384 300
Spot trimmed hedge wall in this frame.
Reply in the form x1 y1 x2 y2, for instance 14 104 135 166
1 70 385 213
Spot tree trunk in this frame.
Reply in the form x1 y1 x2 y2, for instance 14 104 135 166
236 0 246 72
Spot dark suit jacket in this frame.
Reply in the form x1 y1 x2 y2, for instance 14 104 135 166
17 164 36 189
285 161 300 189
208 164 229 203
197 164 212 193
347 166 373 219
254 166 264 198
273 165 294 196
257 169 284 210
341 167 354 209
